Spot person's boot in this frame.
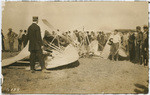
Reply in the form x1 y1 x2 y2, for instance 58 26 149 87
42 69 51 73
31 70 35 73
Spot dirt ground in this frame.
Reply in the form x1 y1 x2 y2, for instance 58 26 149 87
2 52 149 94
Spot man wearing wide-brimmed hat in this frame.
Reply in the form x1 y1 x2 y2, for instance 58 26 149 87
27 16 50 73
7 28 18 52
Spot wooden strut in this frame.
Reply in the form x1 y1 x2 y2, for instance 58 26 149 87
86 34 90 45
50 35 57 44
49 43 63 52
45 40 63 53
47 43 63 53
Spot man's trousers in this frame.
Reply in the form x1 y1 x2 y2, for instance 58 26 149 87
30 50 46 70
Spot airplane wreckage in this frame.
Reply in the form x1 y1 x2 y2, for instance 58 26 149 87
2 19 127 70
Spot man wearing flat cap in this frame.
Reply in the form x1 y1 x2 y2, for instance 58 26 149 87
27 16 49 73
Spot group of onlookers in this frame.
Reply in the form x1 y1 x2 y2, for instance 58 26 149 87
1 28 28 52
1 25 149 66
3 16 147 73
121 25 148 66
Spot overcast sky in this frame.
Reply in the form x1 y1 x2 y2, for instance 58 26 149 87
2 2 148 35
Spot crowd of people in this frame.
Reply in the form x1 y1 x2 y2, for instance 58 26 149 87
1 28 28 52
1 17 149 73
42 29 108 57
127 26 148 66
42 25 148 67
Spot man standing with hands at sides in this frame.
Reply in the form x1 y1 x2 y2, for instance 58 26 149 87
135 26 143 64
110 30 121 61
142 25 148 66
7 28 18 52
22 30 28 47
27 16 50 73
18 29 23 51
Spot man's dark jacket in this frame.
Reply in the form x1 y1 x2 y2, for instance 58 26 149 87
27 23 43 51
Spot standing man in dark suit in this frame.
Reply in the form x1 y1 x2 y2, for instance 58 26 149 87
22 30 28 47
18 29 23 51
27 16 49 73
128 32 135 63
142 25 148 66
135 26 143 64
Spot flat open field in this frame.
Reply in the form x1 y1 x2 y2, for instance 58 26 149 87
2 53 149 94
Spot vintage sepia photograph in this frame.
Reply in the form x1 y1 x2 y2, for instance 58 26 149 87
1 1 149 94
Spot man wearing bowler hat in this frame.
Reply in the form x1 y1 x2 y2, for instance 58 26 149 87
27 16 50 73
